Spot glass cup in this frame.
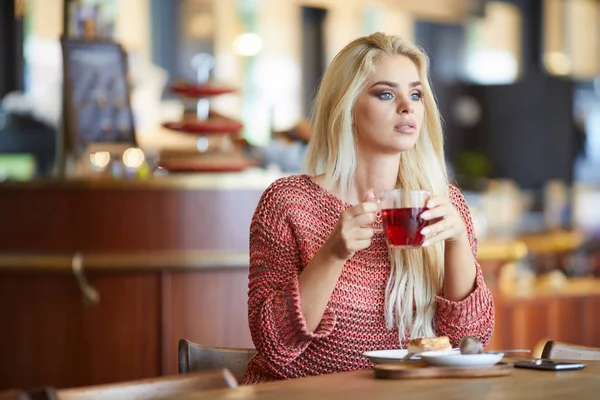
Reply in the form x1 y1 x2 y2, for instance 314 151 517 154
377 189 432 249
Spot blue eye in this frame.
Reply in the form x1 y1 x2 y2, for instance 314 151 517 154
410 91 424 101
377 91 395 100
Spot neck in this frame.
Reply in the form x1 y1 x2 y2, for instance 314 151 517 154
348 152 400 204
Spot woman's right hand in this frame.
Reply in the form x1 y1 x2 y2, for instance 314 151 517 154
322 197 378 262
298 191 378 332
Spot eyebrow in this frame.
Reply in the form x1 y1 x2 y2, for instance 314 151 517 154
370 80 422 88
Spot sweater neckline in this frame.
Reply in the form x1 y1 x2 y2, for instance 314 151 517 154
300 174 353 209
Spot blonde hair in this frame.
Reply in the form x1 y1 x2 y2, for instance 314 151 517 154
304 32 449 342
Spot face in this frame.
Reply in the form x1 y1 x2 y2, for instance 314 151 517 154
352 54 425 155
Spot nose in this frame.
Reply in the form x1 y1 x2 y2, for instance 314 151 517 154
397 95 414 114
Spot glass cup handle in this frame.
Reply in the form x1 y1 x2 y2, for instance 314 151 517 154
371 196 383 232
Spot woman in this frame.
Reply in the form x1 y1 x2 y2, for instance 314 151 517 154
243 32 494 384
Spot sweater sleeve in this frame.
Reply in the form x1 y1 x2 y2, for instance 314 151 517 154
434 185 495 347
247 181 337 368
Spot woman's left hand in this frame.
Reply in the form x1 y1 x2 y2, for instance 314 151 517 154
419 196 467 247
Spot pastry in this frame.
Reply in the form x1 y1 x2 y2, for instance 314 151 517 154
407 336 452 353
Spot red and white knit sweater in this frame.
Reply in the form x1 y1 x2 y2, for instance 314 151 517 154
243 174 494 384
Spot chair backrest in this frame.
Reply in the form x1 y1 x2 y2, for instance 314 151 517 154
542 341 600 361
54 369 236 400
0 390 32 400
178 339 256 384
23 387 58 400
0 387 58 400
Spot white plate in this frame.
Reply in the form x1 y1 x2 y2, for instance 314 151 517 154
364 348 460 364
364 349 411 364
420 350 504 368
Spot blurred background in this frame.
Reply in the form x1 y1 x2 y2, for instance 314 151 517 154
1 0 600 392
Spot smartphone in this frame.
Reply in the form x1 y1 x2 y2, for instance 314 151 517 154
514 359 586 371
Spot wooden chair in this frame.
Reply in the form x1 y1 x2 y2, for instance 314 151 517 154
23 388 58 400
0 390 32 400
0 387 57 400
178 339 256 384
541 341 600 361
40 368 236 400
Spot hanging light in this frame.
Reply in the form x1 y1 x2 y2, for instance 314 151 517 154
122 148 145 169
90 151 111 170
233 33 263 57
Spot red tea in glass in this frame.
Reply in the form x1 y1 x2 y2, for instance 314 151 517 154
381 207 430 247
377 189 431 249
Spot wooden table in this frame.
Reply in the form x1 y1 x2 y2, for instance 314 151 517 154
170 360 600 400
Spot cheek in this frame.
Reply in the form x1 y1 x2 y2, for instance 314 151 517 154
357 112 388 138
415 104 426 126
358 99 384 120
354 101 387 130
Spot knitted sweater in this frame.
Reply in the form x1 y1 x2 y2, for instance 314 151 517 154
243 174 494 384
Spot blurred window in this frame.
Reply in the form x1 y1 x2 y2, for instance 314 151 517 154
463 1 522 84
543 0 600 79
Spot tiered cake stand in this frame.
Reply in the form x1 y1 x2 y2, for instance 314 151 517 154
157 54 256 173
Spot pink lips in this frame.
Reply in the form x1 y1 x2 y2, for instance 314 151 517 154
393 120 417 135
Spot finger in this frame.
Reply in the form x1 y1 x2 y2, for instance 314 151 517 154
340 207 358 221
349 202 378 216
353 226 375 240
420 204 451 221
340 225 374 242
422 229 452 247
351 212 376 227
425 196 448 209
350 238 373 252
363 188 376 202
421 218 447 237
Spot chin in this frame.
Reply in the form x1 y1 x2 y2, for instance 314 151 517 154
359 135 419 155
389 135 419 153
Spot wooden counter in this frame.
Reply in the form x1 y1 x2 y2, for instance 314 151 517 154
0 173 274 390
0 265 252 390
0 170 281 254
488 285 600 353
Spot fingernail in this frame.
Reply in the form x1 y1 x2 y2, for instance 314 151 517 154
421 212 430 219
421 228 429 235
422 240 429 247
427 201 434 208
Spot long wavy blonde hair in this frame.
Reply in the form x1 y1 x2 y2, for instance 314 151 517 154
304 32 449 341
